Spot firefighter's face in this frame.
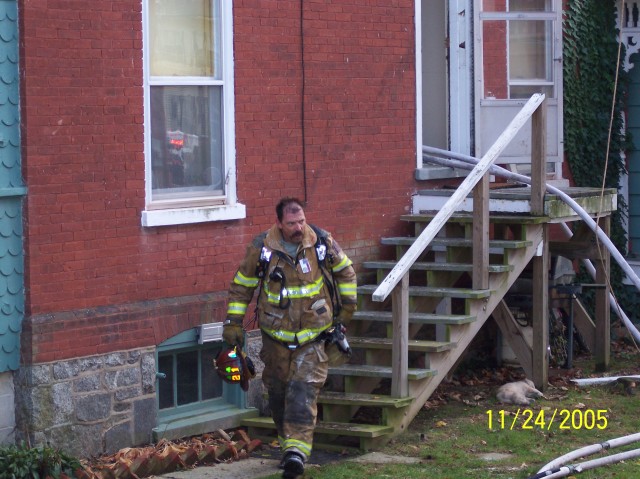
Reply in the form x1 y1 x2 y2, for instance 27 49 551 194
278 208 306 244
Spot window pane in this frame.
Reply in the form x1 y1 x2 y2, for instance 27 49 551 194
158 354 175 409
176 351 199 406
150 85 224 200
509 20 554 98
510 85 553 99
510 0 551 12
149 0 218 77
201 348 223 400
509 21 552 81
484 0 552 12
482 0 505 12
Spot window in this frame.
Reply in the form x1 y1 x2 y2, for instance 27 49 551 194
158 347 222 411
154 329 251 440
474 0 564 181
481 0 555 100
142 0 245 227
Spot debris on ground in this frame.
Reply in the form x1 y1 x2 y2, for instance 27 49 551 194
77 429 261 479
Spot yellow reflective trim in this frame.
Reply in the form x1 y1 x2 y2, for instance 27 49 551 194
331 255 352 272
265 277 324 304
282 438 312 455
233 271 259 288
263 328 297 343
261 323 331 346
338 282 357 296
227 302 248 315
296 323 332 345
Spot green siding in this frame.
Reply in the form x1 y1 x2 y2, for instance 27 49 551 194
630 52 640 256
0 0 23 373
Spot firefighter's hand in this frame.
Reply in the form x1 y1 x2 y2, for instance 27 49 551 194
336 303 357 325
222 321 244 347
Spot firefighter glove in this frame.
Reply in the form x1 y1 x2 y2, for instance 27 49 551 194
222 321 245 347
336 303 357 325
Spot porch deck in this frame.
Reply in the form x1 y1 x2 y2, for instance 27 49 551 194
412 186 617 221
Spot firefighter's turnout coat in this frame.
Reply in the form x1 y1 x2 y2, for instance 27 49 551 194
226 223 357 460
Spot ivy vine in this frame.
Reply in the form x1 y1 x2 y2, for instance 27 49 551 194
563 0 634 324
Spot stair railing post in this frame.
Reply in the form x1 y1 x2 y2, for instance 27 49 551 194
391 273 409 397
531 98 548 390
595 215 611 371
472 172 489 290
531 97 547 215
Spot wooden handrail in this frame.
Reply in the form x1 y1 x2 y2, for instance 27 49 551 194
372 93 546 303
379 93 546 397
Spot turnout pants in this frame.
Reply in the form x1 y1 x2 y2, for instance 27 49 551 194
260 332 329 461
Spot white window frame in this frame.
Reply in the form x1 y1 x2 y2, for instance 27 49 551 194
141 0 245 227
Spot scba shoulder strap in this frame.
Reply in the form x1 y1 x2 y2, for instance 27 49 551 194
255 224 332 278
254 225 341 318
309 224 332 267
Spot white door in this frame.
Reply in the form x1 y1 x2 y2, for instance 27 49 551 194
420 0 472 167
474 0 564 180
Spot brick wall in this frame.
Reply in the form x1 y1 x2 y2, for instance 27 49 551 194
20 1 418 362
482 19 508 99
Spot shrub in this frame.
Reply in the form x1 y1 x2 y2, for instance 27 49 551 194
0 442 82 479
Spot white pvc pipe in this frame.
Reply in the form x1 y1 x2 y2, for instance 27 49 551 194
423 147 640 343
558 221 637 343
537 432 640 472
536 448 640 478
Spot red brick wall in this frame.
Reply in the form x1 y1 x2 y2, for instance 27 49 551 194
482 19 508 99
20 0 418 362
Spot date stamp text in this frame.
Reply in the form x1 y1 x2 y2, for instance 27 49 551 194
486 408 608 431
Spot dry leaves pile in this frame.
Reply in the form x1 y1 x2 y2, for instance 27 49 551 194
76 429 261 479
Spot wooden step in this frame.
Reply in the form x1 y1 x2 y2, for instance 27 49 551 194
349 336 455 353
328 364 436 380
401 213 549 225
381 236 532 249
317 391 413 408
357 284 491 299
242 416 394 438
352 310 475 325
362 260 512 273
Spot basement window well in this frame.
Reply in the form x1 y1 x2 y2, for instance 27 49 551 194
153 327 255 441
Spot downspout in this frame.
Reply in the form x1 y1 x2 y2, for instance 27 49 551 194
300 0 308 203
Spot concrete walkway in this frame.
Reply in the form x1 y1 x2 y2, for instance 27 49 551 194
153 448 422 479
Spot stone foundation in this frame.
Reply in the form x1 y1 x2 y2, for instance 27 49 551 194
0 371 15 445
14 348 157 458
12 333 268 459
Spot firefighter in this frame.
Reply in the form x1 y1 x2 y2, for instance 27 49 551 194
223 197 357 478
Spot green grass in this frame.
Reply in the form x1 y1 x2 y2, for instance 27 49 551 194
258 347 640 478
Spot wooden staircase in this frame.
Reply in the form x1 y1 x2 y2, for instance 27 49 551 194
242 212 545 452
242 94 552 452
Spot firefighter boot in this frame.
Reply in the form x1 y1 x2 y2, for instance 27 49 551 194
282 451 305 478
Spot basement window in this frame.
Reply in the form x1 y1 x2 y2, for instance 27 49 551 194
157 347 222 411
154 328 252 441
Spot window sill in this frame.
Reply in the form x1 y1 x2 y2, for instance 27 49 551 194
142 203 246 227
154 404 258 442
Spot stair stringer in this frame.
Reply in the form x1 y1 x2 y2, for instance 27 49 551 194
395 223 544 436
